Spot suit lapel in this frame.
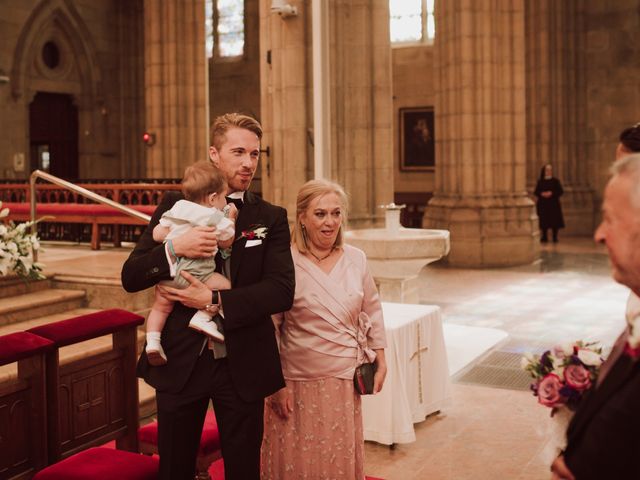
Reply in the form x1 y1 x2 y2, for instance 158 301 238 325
567 353 639 444
230 191 261 284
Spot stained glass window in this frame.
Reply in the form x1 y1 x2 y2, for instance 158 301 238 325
206 0 245 59
389 0 435 44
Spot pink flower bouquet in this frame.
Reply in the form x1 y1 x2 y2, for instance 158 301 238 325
521 341 603 414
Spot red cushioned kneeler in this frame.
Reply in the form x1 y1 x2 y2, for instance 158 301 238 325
139 410 222 480
32 447 158 479
209 458 224 479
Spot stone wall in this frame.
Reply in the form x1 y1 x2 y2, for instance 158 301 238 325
584 0 640 220
0 0 145 180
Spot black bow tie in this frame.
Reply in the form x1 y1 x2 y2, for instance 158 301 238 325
226 197 244 210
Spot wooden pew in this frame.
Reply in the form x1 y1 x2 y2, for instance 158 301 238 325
27 309 145 463
0 332 54 479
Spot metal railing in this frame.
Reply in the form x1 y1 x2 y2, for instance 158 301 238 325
29 170 152 237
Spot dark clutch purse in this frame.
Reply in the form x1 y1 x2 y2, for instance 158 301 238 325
353 362 377 395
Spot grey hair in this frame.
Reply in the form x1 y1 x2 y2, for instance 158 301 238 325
611 153 640 208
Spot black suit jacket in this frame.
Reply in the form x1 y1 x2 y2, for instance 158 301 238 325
121 191 295 402
564 346 640 479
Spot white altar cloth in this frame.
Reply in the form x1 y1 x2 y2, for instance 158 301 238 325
362 302 452 445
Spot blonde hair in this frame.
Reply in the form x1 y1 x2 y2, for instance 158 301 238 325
210 113 263 150
291 179 349 253
181 161 227 203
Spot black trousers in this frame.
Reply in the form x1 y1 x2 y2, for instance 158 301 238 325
155 349 264 480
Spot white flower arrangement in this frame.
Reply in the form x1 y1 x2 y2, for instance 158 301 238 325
0 201 45 280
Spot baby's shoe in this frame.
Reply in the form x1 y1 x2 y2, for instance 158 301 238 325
189 310 225 342
145 332 167 366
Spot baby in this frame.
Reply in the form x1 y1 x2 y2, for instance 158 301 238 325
145 161 237 366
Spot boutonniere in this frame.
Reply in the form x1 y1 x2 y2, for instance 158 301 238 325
625 314 640 359
240 224 268 240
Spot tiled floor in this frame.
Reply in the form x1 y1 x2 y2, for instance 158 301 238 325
37 237 629 480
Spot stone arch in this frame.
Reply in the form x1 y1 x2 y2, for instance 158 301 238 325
10 0 103 106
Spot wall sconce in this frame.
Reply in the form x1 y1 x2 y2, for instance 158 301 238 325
271 0 297 18
0 69 9 84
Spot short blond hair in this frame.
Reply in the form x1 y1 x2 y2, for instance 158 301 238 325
292 179 349 253
181 161 227 203
210 113 263 150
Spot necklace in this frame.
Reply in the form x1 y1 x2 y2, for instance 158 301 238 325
308 247 335 262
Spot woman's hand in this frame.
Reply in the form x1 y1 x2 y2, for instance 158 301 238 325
268 387 293 420
373 349 387 394
157 271 214 310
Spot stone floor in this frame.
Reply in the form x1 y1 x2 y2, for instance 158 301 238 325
36 236 628 480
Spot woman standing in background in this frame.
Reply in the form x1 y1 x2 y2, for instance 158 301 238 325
534 163 565 243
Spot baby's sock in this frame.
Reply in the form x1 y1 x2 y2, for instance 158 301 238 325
146 331 162 350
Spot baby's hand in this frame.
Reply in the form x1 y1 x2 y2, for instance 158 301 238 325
226 203 238 221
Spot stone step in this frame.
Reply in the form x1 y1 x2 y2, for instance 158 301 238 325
0 307 155 419
0 275 52 299
0 289 86 325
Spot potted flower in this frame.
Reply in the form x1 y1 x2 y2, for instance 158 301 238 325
0 201 45 280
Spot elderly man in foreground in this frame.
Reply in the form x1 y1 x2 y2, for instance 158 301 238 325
551 153 640 479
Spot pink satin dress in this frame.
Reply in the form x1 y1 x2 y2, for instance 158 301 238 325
261 244 386 480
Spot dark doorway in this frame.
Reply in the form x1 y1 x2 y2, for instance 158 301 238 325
29 92 79 179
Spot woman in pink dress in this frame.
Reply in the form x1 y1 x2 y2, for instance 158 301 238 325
261 179 387 479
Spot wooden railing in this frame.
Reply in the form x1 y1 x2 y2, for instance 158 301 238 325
0 179 181 246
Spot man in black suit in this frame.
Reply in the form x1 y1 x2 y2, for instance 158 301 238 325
121 113 295 480
551 153 640 480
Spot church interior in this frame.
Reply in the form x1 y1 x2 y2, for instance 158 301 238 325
1 0 639 479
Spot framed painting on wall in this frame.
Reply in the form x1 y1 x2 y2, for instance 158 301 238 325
399 106 435 171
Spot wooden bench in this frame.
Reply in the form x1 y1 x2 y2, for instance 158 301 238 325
0 331 54 479
3 202 156 250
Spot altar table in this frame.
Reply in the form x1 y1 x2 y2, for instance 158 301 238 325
362 302 452 445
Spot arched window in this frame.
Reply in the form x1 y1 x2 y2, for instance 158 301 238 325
206 0 245 59
389 0 435 45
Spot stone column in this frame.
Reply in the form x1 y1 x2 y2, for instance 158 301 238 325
424 0 538 267
259 0 310 214
330 0 394 227
144 0 209 178
525 0 593 235
260 0 393 225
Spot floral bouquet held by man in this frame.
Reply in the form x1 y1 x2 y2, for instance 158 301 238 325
521 341 604 415
522 341 604 461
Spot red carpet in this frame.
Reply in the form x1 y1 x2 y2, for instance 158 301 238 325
102 441 383 479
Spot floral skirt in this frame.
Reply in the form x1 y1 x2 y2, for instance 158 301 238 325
261 377 364 480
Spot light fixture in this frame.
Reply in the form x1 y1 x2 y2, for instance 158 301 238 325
142 132 156 146
0 69 9 84
271 0 297 18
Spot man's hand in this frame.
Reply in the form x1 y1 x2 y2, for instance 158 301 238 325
268 387 293 420
158 271 214 310
541 190 553 199
550 455 575 480
172 226 218 258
